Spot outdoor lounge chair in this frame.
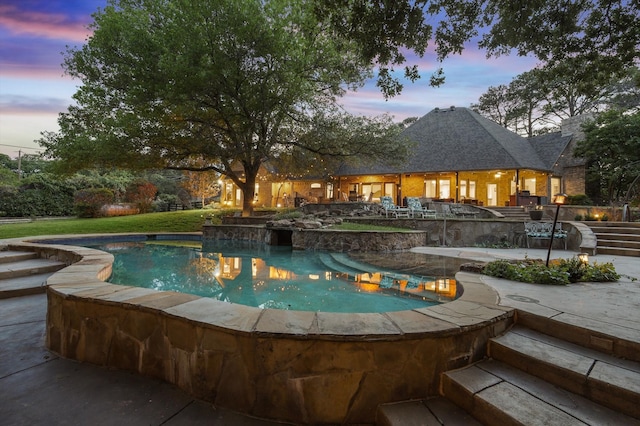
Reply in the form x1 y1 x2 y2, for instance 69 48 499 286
380 196 410 218
406 197 437 218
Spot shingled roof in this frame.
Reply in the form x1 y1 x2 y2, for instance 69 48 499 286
337 107 573 176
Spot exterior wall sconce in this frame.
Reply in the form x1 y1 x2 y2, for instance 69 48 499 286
546 193 568 267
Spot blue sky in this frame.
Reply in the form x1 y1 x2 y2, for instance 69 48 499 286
0 1 539 158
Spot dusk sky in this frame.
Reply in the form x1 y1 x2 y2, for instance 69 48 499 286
0 1 539 158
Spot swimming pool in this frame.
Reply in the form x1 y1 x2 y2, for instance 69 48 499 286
32 232 512 424
90 240 461 313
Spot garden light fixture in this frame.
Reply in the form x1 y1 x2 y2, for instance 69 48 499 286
546 193 567 267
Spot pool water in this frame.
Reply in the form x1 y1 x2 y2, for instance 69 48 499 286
91 241 461 313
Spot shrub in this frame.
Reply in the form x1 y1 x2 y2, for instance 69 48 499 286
74 188 115 218
574 214 583 221
482 256 619 285
581 262 620 282
124 180 157 213
567 194 592 205
0 176 76 217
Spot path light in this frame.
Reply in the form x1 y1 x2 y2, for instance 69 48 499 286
578 253 589 264
546 193 567 267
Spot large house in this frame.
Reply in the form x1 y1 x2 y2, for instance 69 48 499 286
220 107 587 209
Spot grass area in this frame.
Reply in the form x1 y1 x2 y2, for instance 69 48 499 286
0 209 411 240
0 210 221 239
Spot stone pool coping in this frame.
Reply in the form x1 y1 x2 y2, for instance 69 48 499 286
5 232 512 337
4 233 515 423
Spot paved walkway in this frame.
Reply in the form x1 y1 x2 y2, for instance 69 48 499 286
1 244 639 425
412 247 640 335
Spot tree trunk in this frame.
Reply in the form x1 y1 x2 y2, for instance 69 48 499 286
241 168 257 217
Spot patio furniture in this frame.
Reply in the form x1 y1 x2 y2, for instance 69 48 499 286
524 221 567 249
406 197 437 218
380 196 411 218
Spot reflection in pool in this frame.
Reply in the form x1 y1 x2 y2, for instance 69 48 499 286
90 241 461 313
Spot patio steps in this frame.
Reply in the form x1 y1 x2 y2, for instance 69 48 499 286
0 249 67 298
377 319 640 425
588 222 640 257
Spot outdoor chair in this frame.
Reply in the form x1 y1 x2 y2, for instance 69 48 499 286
380 196 411 218
406 197 437 218
524 221 567 249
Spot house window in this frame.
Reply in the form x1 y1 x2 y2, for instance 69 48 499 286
469 181 476 199
362 183 382 201
439 179 450 199
551 177 561 197
384 182 395 197
524 178 536 194
460 181 467 198
326 183 333 200
425 180 437 198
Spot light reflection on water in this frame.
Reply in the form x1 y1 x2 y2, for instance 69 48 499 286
91 241 463 313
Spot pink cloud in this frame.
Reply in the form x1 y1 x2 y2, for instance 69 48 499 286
0 5 92 42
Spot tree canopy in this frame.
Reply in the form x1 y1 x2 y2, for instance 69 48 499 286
317 0 640 94
473 65 640 136
40 0 409 214
574 109 640 205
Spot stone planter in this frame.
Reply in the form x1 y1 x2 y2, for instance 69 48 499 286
529 209 544 220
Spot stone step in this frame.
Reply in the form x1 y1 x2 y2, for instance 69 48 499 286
0 272 53 299
588 222 640 229
488 326 640 419
514 310 640 363
376 397 482 426
0 258 67 281
594 232 640 242
596 238 640 249
0 251 39 264
442 359 640 426
596 246 640 257
591 227 640 235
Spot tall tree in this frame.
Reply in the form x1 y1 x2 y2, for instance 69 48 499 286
40 0 408 215
471 85 514 128
574 109 640 204
474 63 637 136
181 170 220 207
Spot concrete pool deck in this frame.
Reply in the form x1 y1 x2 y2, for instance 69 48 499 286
1 242 639 424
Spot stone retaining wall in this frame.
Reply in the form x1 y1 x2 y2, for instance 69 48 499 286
291 229 426 251
203 225 427 252
343 218 584 251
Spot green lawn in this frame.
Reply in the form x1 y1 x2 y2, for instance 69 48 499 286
0 210 217 239
0 209 409 240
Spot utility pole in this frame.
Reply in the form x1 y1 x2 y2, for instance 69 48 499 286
17 150 22 180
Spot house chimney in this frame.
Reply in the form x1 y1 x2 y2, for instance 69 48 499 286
561 114 593 138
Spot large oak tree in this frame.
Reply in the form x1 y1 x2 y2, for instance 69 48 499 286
40 0 409 215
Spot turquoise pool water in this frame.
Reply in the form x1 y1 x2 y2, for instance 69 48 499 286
89 240 461 313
